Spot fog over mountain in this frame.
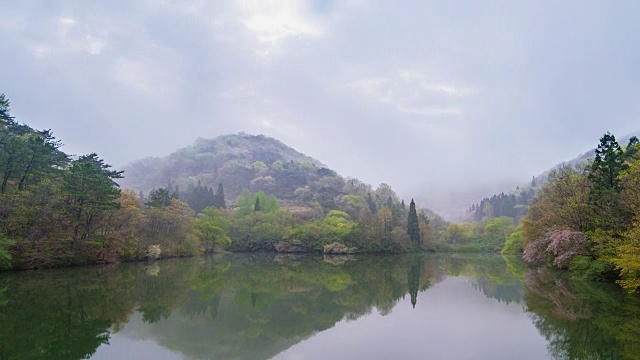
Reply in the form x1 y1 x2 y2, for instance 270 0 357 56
3 1 640 216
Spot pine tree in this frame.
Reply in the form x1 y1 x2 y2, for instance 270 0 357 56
587 132 629 230
214 183 226 209
62 153 123 249
254 197 261 212
407 199 420 246
624 136 639 160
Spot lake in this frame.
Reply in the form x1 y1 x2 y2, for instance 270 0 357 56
1 253 639 359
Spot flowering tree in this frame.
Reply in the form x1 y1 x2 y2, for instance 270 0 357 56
523 226 588 268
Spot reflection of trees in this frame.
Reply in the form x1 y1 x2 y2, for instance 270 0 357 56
407 260 422 308
525 267 591 320
0 266 138 360
10 254 638 360
524 266 640 359
437 253 524 304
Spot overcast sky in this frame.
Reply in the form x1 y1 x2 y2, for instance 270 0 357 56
2 1 640 215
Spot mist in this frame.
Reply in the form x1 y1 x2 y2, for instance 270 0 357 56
3 0 640 215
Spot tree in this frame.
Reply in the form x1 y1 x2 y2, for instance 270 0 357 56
0 93 13 125
367 192 377 214
523 226 588 268
407 199 420 246
16 130 68 191
589 132 624 191
253 191 268 212
587 132 630 231
236 189 253 217
263 194 279 212
146 188 176 208
138 198 197 258
99 190 144 262
214 183 226 209
61 153 123 250
624 136 639 160
523 165 592 247
194 207 231 252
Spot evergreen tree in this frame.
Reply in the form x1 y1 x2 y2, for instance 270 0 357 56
254 197 261 212
407 199 420 246
146 187 176 208
587 132 630 230
0 94 14 126
589 132 624 190
61 153 123 248
624 136 639 161
401 199 405 210
214 182 226 209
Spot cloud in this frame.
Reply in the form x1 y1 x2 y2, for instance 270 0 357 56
3 0 640 218
346 69 473 117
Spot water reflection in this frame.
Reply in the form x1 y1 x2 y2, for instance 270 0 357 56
0 254 638 359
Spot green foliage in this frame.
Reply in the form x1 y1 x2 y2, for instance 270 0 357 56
501 225 524 255
587 132 632 231
146 187 177 208
521 133 640 289
407 199 420 246
194 207 231 252
62 153 123 250
0 235 15 269
138 199 197 258
236 189 253 217
0 93 449 269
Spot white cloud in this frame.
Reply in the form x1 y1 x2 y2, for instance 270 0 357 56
346 69 473 117
232 0 324 57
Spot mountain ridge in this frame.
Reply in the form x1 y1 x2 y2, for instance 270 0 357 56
119 132 329 201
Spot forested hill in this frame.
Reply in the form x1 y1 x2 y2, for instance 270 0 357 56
119 132 327 202
466 132 639 223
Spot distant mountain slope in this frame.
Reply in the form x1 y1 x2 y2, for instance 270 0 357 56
119 132 331 202
464 131 639 223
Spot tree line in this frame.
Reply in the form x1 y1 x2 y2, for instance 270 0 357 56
0 93 436 270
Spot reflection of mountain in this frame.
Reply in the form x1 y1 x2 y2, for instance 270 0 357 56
118 254 439 360
4 254 638 360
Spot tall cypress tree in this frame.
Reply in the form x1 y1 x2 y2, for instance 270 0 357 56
214 182 226 209
407 199 420 246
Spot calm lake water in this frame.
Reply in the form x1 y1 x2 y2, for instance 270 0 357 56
1 253 639 360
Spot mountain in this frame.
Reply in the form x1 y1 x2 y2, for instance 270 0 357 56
119 132 366 212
